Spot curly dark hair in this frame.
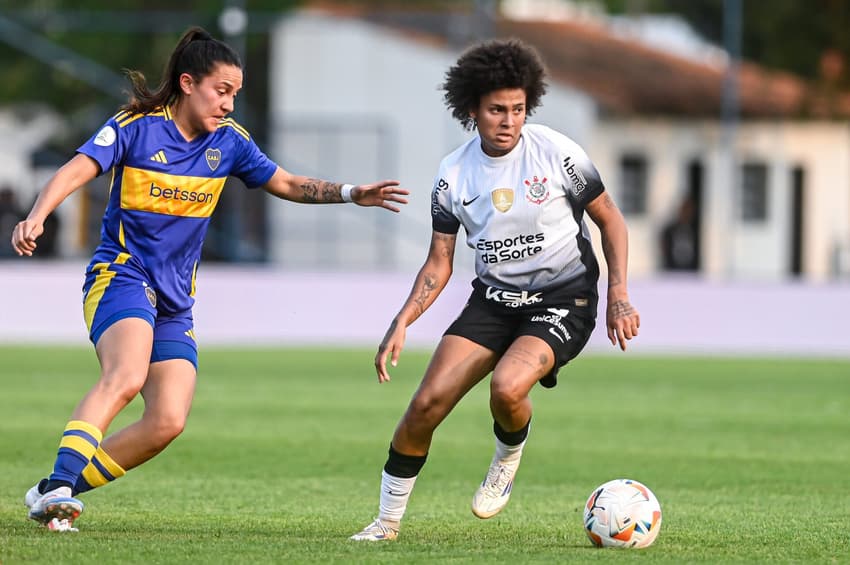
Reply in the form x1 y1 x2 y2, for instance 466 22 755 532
442 38 548 131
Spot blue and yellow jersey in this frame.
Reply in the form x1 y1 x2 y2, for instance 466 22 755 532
78 106 278 313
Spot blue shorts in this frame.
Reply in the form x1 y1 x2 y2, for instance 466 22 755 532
82 261 198 369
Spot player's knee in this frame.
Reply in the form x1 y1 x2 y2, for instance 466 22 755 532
406 393 447 428
97 367 147 403
148 413 187 447
489 377 527 409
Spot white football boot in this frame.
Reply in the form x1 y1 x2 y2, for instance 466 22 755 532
28 486 84 530
349 518 399 541
471 451 523 519
24 480 45 510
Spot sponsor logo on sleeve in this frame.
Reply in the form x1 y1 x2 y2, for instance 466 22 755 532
563 156 587 196
431 178 449 216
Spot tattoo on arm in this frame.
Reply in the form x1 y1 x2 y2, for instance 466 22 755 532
610 299 635 320
602 237 623 287
300 178 343 203
433 232 456 259
413 273 439 316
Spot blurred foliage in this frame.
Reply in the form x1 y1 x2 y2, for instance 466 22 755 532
2 0 849 144
0 0 306 148
603 0 850 87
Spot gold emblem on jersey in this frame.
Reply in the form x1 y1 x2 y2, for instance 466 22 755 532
491 188 514 213
205 148 222 171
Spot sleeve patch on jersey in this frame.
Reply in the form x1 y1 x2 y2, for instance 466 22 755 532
120 166 226 217
94 126 117 147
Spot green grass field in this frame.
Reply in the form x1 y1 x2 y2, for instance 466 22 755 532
1 346 848 563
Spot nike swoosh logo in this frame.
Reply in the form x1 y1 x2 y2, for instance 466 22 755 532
548 327 565 343
462 195 480 206
385 489 410 497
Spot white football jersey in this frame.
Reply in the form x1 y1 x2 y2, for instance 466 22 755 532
431 123 604 291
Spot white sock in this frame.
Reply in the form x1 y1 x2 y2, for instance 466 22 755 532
378 470 417 526
495 436 526 462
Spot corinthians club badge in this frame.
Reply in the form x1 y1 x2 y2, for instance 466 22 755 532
524 175 550 205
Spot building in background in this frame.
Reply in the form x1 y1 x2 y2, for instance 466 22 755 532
2 3 849 282
267 4 850 282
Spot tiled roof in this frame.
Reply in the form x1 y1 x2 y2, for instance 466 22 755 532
499 19 810 118
307 3 850 119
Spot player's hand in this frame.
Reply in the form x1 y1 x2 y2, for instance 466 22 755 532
11 219 44 257
375 319 406 383
606 296 640 351
352 180 409 213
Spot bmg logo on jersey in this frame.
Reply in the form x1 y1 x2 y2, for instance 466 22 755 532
149 182 214 203
432 178 449 216
563 156 587 196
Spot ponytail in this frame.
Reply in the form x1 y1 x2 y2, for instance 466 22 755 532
120 26 242 115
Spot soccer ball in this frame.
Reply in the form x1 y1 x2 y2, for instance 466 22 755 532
583 478 662 548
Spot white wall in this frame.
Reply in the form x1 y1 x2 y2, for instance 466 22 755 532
266 12 597 275
592 119 850 282
2 263 848 358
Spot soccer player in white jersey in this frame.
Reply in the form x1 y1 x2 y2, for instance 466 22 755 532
11 26 408 532
351 38 640 541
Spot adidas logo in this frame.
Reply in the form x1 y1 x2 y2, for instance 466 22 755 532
149 150 168 164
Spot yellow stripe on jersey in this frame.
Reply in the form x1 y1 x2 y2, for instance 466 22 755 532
118 219 126 247
120 167 225 218
117 112 145 128
218 118 250 140
84 253 132 331
190 261 198 297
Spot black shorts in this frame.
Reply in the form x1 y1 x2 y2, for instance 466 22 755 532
444 280 597 388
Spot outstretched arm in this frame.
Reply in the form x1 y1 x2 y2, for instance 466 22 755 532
585 192 640 351
375 231 457 382
262 167 409 212
11 154 100 256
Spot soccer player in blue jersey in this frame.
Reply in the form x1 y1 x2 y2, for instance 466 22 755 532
11 26 408 532
351 39 639 541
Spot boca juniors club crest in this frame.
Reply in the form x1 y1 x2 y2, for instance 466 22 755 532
524 175 550 205
143 282 157 308
205 148 222 171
